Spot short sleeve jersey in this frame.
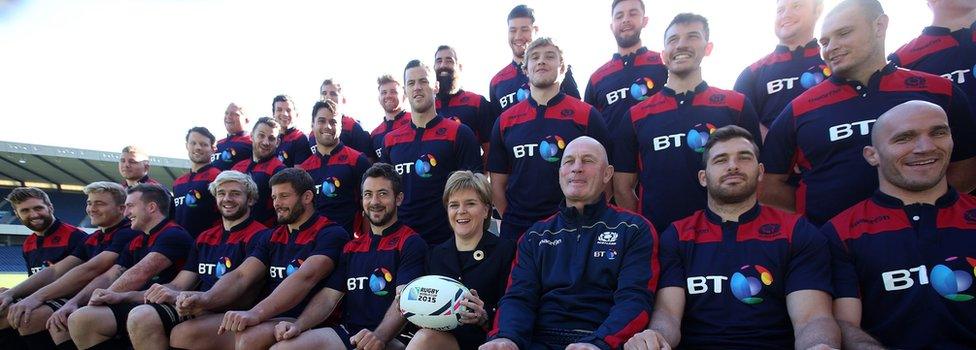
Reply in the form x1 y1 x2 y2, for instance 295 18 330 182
212 132 253 170
183 219 267 292
762 64 976 225
381 116 483 245
584 47 668 132
660 204 831 349
70 219 140 262
369 111 411 161
276 127 314 168
823 190 976 348
116 220 194 287
22 220 87 276
173 164 222 238
339 115 373 155
436 90 494 144
326 221 427 332
232 157 287 227
614 82 762 232
298 143 371 235
486 93 610 237
734 40 830 127
248 215 348 317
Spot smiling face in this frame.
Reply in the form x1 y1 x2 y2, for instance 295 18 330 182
699 137 763 205
866 104 953 193
215 180 252 221
525 43 564 89
271 182 308 225
662 20 712 77
775 0 820 44
251 122 280 161
403 66 437 114
362 176 402 228
224 103 245 134
508 16 537 59
378 81 402 114
321 83 343 105
611 0 648 49
273 100 295 129
119 151 149 181
434 48 460 81
186 131 215 166
819 3 887 80
447 188 489 241
87 191 124 228
124 191 152 232
313 106 340 148
14 197 54 232
559 137 613 206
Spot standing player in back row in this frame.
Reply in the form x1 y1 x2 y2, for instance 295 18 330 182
585 0 668 137
233 117 287 227
173 127 221 238
489 4 580 120
370 74 411 162
434 45 493 155
319 78 373 156
734 0 828 138
382 59 482 246
760 0 976 226
212 102 253 170
487 37 610 240
273 94 313 168
613 13 761 233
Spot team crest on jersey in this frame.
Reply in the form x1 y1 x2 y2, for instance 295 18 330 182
963 209 976 225
686 123 717 153
539 135 566 163
731 264 774 304
460 96 470 104
931 256 976 301
560 108 574 117
904 76 927 88
630 77 655 101
597 231 618 245
758 224 781 237
708 94 726 104
436 127 447 136
415 154 438 178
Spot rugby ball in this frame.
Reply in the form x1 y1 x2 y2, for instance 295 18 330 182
399 275 470 331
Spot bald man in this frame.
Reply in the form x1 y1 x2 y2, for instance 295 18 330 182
484 137 657 350
822 100 976 348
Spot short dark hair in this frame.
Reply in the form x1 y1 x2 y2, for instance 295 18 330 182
507 4 535 23
612 0 644 13
321 78 340 91
362 163 402 195
252 116 280 133
701 125 760 167
127 183 171 214
271 94 295 112
377 74 399 88
269 168 315 197
666 13 710 41
435 45 457 61
186 126 216 145
403 59 430 82
5 187 52 209
311 100 338 119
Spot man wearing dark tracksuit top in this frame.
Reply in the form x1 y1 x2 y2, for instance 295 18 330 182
484 136 658 350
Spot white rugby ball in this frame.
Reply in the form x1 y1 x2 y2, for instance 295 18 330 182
399 275 470 331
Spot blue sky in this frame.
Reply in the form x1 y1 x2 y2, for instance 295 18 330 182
0 0 928 158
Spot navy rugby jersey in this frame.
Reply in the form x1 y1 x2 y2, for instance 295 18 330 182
248 215 348 317
70 219 140 262
232 156 286 227
584 47 668 132
614 82 762 232
762 63 976 226
325 221 426 333
22 220 86 276
116 220 193 287
824 189 976 349
490 198 657 350
660 204 830 349
339 115 372 155
212 131 252 170
489 61 580 119
173 163 221 238
183 219 266 292
369 111 411 161
891 22 976 121
381 116 482 245
121 175 161 189
435 90 493 144
734 40 829 127
277 127 313 168
298 143 370 235
486 92 610 239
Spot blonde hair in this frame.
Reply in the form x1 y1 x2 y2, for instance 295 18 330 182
443 170 493 229
84 181 127 206
208 170 259 202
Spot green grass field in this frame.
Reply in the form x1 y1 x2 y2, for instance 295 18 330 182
0 273 27 288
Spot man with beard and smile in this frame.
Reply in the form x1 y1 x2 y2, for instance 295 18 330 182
490 5 580 121
761 0 976 226
318 79 372 156
66 184 193 350
625 125 838 350
370 74 411 162
487 37 610 240
261 163 428 350
0 188 86 349
735 0 827 138
613 13 762 233
381 59 482 246
233 117 287 227
212 103 253 170
299 99 371 235
169 168 347 350
272 95 313 168
433 45 493 156
823 100 976 348
124 171 267 350
173 127 222 238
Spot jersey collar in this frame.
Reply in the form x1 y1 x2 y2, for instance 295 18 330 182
227 131 246 138
559 195 609 222
661 81 709 98
315 142 345 157
774 38 819 53
703 201 762 225
37 219 63 236
411 115 444 130
828 62 897 88
225 217 255 235
192 162 215 174
871 188 960 209
365 220 404 237
921 20 976 35
527 92 566 107
614 46 649 62
147 219 172 236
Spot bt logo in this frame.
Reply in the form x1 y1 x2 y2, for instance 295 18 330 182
415 154 438 178
828 119 875 142
175 190 202 207
539 135 566 162
500 82 530 109
316 177 341 198
686 264 775 305
766 77 799 94
651 123 716 152
630 77 655 101
198 257 233 278
606 87 630 105
29 260 54 275
890 257 976 301
270 258 303 279
369 267 394 296
941 68 972 85
213 149 237 163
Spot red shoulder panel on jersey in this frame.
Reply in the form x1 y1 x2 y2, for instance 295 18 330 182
830 200 912 241
673 211 722 244
937 193 976 230
296 216 334 245
635 50 664 66
892 34 959 67
630 94 678 123
692 87 745 112
791 82 858 116
748 52 792 72
327 147 364 167
384 126 418 149
491 63 518 87
452 91 486 108
420 118 461 142
498 102 535 135
879 69 953 96
544 98 592 127
341 116 358 131
589 59 624 87
736 206 799 243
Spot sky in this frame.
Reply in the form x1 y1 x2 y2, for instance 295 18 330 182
0 0 930 159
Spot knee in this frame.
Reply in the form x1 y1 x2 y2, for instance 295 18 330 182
126 305 162 338
235 327 265 350
16 306 53 335
66 306 95 333
406 328 455 350
170 322 203 348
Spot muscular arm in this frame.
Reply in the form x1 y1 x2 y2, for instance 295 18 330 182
29 252 119 302
833 297 885 350
612 172 638 211
489 172 508 216
370 285 409 344
198 256 267 311
787 290 840 350
2 256 83 301
759 173 796 213
65 265 124 307
248 254 335 321
649 287 685 347
947 157 976 193
108 252 173 292
290 287 344 333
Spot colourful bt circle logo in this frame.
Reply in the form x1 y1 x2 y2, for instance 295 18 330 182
370 267 394 296
930 256 976 302
184 190 201 207
800 64 832 89
516 83 530 103
538 135 567 163
215 256 232 278
278 151 289 163
415 154 438 178
321 177 341 198
686 123 717 153
730 264 774 304
220 149 236 162
285 258 303 276
630 77 655 101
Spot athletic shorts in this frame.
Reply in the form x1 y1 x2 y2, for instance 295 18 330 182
107 302 140 339
13 297 70 312
147 303 192 336
332 324 413 350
